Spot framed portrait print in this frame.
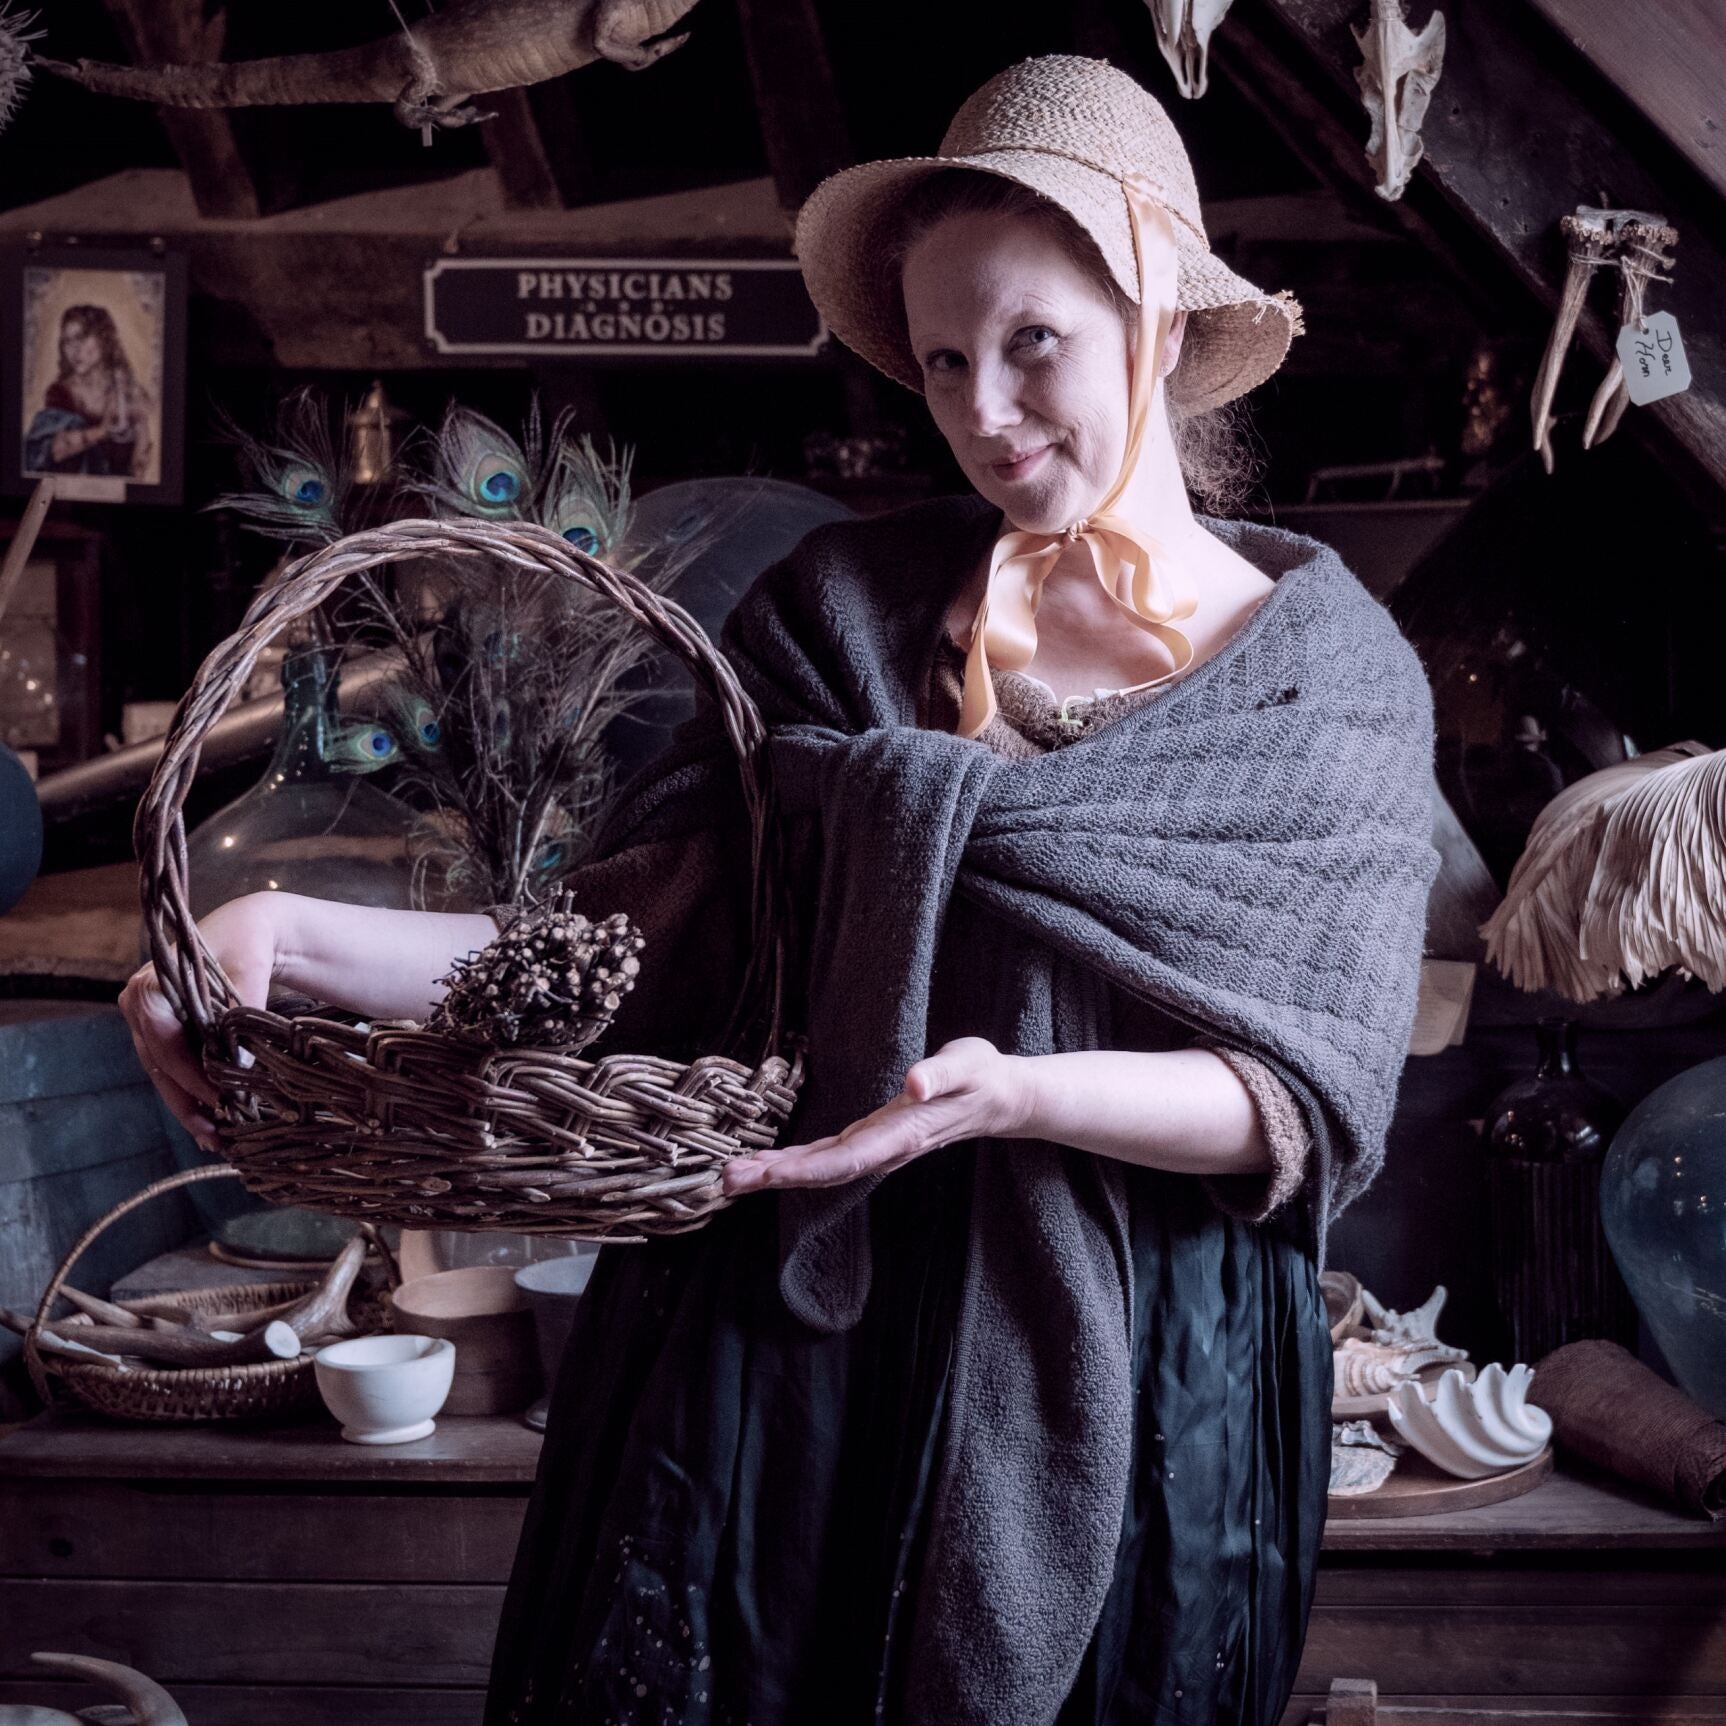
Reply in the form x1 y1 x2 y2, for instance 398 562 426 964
0 247 187 506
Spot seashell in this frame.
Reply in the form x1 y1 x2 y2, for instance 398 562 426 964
1329 1418 1405 1497
1385 1362 1553 1479
1320 1270 1364 1344
1334 1335 1468 1400
1360 1283 1458 1352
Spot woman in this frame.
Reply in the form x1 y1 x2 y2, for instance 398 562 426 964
25 302 154 479
122 55 1439 1726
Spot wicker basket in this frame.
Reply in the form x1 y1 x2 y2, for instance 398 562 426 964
23 1165 393 1422
136 518 805 1241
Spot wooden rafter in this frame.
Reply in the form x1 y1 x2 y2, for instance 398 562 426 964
1231 0 1726 498
0 168 791 371
1524 0 1726 204
481 87 564 211
733 0 851 218
99 0 260 221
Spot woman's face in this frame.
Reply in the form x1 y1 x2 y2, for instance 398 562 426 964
902 210 1171 534
61 319 102 376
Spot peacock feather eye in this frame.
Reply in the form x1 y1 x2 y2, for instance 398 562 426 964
473 456 524 508
327 720 400 772
280 464 329 507
418 716 441 747
561 524 600 554
533 840 566 873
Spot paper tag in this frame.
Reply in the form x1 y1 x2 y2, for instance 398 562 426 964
1407 959 1478 1057
1616 310 1692 406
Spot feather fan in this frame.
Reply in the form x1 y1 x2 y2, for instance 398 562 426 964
1480 741 1726 1000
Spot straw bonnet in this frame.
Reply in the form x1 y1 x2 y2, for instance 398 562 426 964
793 54 1304 415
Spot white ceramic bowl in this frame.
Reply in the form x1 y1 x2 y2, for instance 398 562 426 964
313 1333 456 1445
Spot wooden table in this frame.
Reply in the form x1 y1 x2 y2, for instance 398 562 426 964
0 1411 542 1723
1298 1470 1726 1723
1 1412 1722 1722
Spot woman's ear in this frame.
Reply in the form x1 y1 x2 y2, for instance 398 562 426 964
1160 309 1189 380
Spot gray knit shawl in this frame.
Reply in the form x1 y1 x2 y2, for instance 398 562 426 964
596 491 1439 1724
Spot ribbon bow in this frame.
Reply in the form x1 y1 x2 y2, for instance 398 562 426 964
957 176 1197 740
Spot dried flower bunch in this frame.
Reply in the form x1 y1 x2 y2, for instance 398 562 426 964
428 890 646 1051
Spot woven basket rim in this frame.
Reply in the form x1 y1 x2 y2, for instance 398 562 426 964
134 517 799 1070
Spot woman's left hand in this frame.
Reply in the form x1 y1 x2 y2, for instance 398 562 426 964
722 1036 1030 1194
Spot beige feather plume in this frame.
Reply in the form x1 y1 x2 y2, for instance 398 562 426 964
1480 741 1726 1001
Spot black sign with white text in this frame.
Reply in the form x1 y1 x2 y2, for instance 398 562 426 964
423 258 826 358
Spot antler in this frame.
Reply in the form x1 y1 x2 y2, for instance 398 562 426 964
29 1653 188 1726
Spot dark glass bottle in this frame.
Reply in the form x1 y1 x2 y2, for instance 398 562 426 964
1484 1017 1638 1361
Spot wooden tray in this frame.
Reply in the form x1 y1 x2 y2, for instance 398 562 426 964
1328 1446 1553 1518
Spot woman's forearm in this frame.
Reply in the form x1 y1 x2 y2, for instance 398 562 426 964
269 893 499 1021
1012 1047 1274 1177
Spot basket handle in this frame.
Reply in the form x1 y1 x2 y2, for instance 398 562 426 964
23 1164 240 1403
133 518 792 1066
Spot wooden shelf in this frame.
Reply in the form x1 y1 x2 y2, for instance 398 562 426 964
0 1407 543 1484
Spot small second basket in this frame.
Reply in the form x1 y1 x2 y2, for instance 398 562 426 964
135 518 805 1242
24 1165 394 1422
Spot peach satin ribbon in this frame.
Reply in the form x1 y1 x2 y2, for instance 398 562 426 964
957 177 1197 740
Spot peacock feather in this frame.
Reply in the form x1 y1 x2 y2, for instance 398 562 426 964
208 387 352 547
325 717 401 773
540 422 634 557
417 404 534 521
417 402 634 557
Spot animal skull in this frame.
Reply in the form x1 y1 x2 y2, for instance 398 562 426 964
1149 0 1236 100
1352 0 1446 201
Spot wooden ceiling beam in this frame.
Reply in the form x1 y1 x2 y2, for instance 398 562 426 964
734 0 851 218
481 87 565 210
0 169 791 371
1233 0 1726 498
1524 0 1726 204
98 0 261 221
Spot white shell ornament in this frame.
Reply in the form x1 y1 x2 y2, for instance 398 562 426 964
1330 1281 1470 1417
1385 1362 1553 1479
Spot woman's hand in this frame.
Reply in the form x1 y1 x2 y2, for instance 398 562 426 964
721 1036 1029 1195
118 894 280 1152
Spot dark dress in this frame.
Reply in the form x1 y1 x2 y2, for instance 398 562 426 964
483 627 1334 1726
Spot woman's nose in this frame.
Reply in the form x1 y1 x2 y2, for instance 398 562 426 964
961 357 1023 435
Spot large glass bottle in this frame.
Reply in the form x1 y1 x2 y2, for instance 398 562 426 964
1601 1055 1726 1419
186 643 416 922
171 643 418 1258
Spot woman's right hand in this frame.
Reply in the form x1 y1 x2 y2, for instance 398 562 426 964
119 894 280 1153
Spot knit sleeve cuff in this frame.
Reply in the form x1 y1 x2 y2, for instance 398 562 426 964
1193 1038 1313 1224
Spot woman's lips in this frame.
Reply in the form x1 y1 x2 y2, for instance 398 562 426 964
990 445 1050 480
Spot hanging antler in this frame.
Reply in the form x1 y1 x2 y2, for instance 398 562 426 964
1582 217 1679 449
1530 207 1677 472
1530 210 1614 474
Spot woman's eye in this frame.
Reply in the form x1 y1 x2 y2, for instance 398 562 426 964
1017 325 1056 350
925 350 962 376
